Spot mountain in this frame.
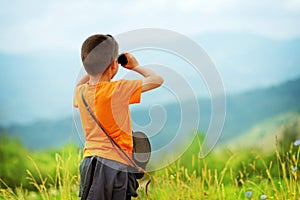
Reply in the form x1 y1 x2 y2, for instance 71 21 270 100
1 77 300 150
195 33 300 93
221 77 300 140
1 118 79 150
1 33 300 126
225 112 300 152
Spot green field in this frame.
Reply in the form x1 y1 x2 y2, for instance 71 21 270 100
1 123 299 200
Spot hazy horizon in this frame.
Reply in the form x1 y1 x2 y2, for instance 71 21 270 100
1 0 300 126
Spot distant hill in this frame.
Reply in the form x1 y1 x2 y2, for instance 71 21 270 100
224 112 300 151
1 118 78 150
221 77 300 141
132 77 300 148
1 77 300 150
196 33 300 93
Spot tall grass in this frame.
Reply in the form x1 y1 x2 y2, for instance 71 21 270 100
0 136 299 199
0 145 81 200
138 137 300 199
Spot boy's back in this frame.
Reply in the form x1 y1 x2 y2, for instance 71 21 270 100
74 79 142 165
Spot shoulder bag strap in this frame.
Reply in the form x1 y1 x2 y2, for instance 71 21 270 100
80 88 147 173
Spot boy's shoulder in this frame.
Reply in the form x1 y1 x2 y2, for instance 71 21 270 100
74 79 142 95
113 79 142 91
115 79 142 86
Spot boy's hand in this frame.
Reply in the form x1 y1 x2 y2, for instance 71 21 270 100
121 53 139 70
119 52 164 93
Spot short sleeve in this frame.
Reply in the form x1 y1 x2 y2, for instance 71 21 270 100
114 80 142 105
129 80 142 104
73 85 82 108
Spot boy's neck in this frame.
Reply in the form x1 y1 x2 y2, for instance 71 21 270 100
89 73 111 85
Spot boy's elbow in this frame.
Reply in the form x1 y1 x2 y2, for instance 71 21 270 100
156 75 164 87
141 75 164 92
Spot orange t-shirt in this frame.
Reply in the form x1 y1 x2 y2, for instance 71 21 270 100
73 79 142 166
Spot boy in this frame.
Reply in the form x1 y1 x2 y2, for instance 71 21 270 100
73 34 163 200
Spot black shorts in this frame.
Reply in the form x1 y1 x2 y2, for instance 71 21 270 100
79 156 139 200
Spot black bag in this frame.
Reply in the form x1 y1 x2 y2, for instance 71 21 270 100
132 131 151 179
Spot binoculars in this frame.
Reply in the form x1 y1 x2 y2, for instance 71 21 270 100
117 54 128 66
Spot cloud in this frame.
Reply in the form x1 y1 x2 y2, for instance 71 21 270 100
0 0 300 53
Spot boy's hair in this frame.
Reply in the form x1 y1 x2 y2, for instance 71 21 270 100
81 34 119 75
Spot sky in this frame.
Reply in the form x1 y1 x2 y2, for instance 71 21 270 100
1 0 300 126
1 0 300 53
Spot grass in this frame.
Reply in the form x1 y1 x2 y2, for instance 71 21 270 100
137 134 300 200
0 146 81 200
137 146 299 199
0 138 299 200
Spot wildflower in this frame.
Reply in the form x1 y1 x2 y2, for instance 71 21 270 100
294 139 300 146
260 194 267 199
292 166 297 172
245 191 252 198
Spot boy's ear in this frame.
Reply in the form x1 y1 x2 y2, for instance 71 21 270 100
111 59 118 70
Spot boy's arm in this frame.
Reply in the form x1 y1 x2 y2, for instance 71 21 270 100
121 53 164 92
76 74 90 86
132 66 164 92
73 74 89 108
